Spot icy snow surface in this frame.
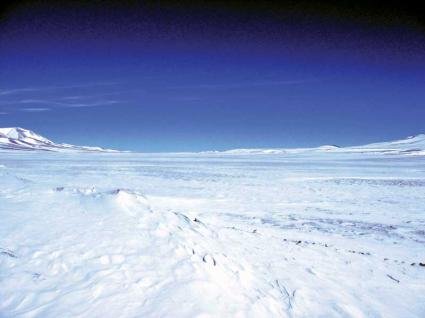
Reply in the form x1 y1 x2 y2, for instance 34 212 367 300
1 150 424 317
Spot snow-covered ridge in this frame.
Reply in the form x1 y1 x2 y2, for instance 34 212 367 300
0 127 117 152
218 145 340 155
217 134 425 156
345 134 425 154
1 127 424 155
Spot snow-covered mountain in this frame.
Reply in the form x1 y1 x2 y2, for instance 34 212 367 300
218 134 425 156
1 127 424 155
343 134 425 155
217 145 340 155
0 127 117 152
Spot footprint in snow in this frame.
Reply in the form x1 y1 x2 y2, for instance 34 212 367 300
203 254 217 266
0 248 17 258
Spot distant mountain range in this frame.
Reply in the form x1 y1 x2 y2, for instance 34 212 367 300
1 127 424 155
0 127 117 152
212 134 425 156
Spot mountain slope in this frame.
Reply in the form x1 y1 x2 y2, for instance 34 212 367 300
217 145 339 155
218 134 425 155
345 134 425 155
0 127 117 152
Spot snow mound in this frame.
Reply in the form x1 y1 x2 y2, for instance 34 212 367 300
0 127 117 152
0 186 286 316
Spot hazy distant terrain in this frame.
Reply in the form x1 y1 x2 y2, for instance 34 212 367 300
2 127 425 156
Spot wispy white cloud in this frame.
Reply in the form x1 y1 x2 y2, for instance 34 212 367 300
21 107 51 112
58 90 137 101
60 96 87 100
64 100 121 108
0 99 58 106
0 99 122 108
169 78 321 90
0 88 40 96
0 81 126 116
169 96 202 101
0 82 120 96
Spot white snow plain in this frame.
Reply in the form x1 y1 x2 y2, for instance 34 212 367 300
1 150 425 317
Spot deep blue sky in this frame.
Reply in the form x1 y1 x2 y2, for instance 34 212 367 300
0 1 424 151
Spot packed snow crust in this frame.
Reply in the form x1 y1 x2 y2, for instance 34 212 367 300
1 148 424 317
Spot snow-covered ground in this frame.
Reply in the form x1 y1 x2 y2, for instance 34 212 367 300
1 150 425 317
